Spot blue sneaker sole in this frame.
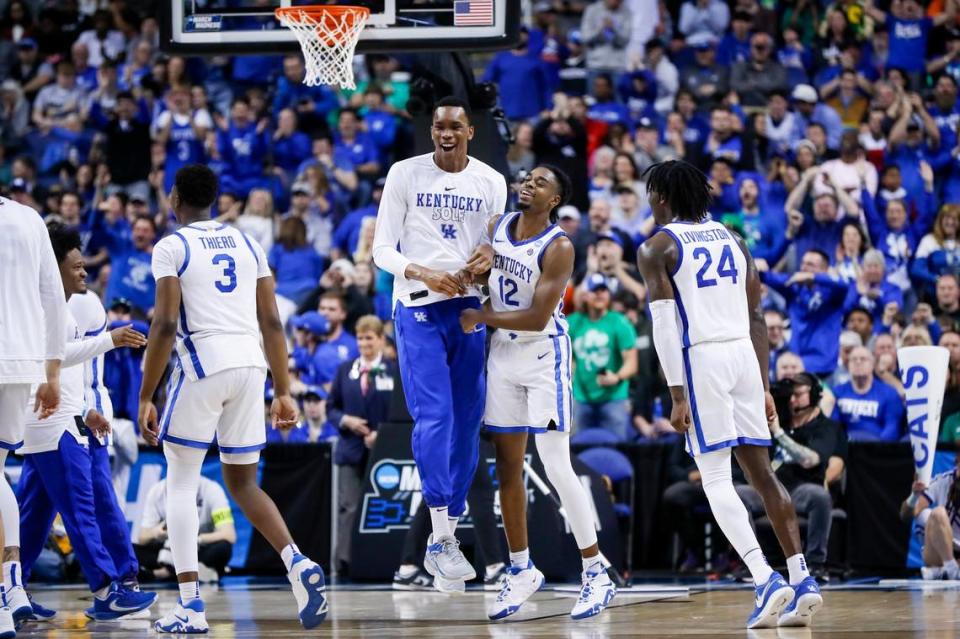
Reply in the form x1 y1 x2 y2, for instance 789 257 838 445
747 586 794 629
487 572 546 621
155 621 209 634
570 588 616 620
297 564 328 629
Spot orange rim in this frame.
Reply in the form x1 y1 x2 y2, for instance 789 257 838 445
274 5 371 23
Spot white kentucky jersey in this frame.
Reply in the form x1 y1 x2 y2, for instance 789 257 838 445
372 152 507 308
151 220 269 382
69 290 114 445
22 304 114 454
489 212 568 340
660 220 750 348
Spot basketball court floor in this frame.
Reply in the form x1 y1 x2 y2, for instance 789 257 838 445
14 580 960 637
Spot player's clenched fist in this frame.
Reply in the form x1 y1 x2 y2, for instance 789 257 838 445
670 397 692 434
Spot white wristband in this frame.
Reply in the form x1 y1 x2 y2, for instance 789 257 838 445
650 299 685 387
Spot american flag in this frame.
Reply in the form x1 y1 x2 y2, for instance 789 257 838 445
453 0 494 26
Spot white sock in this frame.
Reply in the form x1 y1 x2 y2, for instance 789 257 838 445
94 584 112 600
397 564 418 578
509 548 529 569
696 449 773 586
582 555 603 573
429 507 451 540
3 561 21 591
535 432 598 549
786 553 810 585
164 444 206 577
447 516 459 535
281 543 301 572
485 562 504 578
944 558 958 572
179 581 200 603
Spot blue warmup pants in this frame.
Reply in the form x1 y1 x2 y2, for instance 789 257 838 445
89 436 139 582
18 432 118 591
394 297 486 517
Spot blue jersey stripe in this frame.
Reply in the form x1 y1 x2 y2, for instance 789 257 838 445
91 357 103 413
173 232 191 277
219 442 266 453
159 367 186 440
239 231 260 267
162 433 211 449
659 228 684 276
682 347 709 453
84 320 107 337
552 336 564 430
536 230 567 271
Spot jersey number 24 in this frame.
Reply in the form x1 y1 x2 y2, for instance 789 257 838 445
692 245 738 288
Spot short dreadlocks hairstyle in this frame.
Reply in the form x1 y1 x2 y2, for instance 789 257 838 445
642 160 713 223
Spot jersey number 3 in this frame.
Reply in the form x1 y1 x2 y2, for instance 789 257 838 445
693 245 738 288
212 254 237 293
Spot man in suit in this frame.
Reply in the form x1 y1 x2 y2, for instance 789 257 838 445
327 315 395 575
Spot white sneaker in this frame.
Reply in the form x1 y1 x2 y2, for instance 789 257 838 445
945 563 960 580
154 599 208 634
487 561 545 620
434 575 466 594
4 586 31 625
570 563 616 620
287 554 328 629
423 534 477 582
0 607 13 639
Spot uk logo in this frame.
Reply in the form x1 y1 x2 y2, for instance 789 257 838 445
414 312 428 323
440 224 457 240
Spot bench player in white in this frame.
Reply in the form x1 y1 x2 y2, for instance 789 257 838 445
636 160 823 629
904 467 960 580
459 166 616 620
138 165 327 633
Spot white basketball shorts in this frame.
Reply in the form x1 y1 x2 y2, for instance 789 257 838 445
0 384 30 450
683 338 771 457
484 330 573 434
159 365 267 463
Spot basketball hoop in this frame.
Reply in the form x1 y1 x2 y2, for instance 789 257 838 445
275 5 370 90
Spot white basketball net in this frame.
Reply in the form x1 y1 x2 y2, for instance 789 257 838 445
276 7 369 90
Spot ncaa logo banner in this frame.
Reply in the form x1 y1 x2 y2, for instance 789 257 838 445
898 346 949 485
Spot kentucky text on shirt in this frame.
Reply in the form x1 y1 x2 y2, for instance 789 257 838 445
493 253 535 284
415 192 485 222
837 397 880 419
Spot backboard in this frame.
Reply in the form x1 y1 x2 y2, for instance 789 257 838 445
160 1 521 55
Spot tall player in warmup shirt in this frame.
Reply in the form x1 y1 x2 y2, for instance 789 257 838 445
372 96 506 591
17 224 156 624
459 166 616 620
636 161 823 630
138 165 327 633
0 195 65 637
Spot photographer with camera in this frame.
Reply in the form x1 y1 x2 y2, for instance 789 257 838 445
739 374 847 581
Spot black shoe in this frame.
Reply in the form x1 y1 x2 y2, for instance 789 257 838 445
810 563 831 584
392 568 433 591
483 563 507 591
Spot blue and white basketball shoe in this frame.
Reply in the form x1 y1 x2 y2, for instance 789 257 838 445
778 576 823 627
746 572 794 629
90 583 156 621
423 534 477 582
287 554 328 629
4 586 32 625
154 599 208 634
26 594 56 622
570 562 616 620
487 561 544 620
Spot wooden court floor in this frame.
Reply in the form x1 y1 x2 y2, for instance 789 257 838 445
15 583 960 637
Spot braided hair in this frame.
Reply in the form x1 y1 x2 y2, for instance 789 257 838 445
641 160 713 223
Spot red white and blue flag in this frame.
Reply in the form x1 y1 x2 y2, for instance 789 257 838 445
453 0 494 26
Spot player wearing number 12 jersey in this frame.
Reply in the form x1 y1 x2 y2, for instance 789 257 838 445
637 160 822 629
138 165 327 633
459 166 615 621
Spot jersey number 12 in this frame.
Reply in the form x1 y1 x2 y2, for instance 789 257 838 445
693 245 738 288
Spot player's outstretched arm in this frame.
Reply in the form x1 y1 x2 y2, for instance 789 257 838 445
138 275 182 444
636 233 690 434
256 275 299 430
459 236 574 333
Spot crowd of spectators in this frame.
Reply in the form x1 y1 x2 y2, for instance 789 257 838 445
5 0 960 577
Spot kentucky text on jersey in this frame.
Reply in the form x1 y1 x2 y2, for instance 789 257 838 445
493 253 535 284
677 226 732 244
836 397 880 419
198 236 238 250
415 192 485 221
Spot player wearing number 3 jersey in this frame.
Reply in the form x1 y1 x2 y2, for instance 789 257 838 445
637 160 823 630
138 165 327 633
